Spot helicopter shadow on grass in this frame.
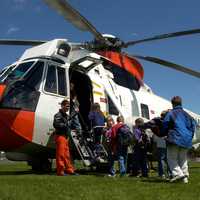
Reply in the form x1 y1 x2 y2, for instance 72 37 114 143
0 169 34 175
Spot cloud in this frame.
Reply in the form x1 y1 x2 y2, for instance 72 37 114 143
131 33 139 36
6 26 20 35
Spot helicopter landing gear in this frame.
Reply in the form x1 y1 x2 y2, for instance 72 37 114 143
28 157 52 173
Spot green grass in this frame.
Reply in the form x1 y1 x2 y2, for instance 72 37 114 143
0 162 200 200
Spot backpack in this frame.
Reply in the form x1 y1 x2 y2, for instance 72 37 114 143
117 124 133 146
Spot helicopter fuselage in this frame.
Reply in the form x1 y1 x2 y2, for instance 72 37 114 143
0 39 199 169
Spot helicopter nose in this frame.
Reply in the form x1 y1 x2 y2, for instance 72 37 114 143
0 108 34 150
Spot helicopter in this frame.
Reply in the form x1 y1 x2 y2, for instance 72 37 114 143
0 0 200 171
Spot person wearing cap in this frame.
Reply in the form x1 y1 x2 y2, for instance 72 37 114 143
53 99 76 176
162 96 196 183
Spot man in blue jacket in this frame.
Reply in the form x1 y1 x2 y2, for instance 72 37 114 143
162 96 196 183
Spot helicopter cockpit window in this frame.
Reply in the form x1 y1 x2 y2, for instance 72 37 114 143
0 67 7 76
141 103 150 119
24 61 44 91
6 61 34 82
44 65 57 94
0 65 16 82
44 64 67 96
0 61 44 112
57 67 67 96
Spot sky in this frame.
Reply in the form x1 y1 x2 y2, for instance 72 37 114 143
0 0 200 114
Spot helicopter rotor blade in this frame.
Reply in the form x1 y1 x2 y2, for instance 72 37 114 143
44 0 106 43
0 39 46 46
127 54 200 79
123 29 200 48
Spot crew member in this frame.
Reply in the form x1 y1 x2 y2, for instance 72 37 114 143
53 98 75 176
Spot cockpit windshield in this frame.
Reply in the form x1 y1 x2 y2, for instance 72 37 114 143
0 67 8 76
0 61 45 111
5 61 35 82
0 65 15 83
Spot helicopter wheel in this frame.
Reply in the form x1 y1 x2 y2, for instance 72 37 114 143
29 158 52 173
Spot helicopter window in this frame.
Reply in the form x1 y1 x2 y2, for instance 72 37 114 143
0 65 16 82
107 95 119 115
25 61 44 90
141 103 150 119
0 62 43 111
6 61 34 81
57 67 67 96
105 64 140 91
44 64 57 94
0 67 7 76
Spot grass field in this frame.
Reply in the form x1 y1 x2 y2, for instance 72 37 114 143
0 161 200 200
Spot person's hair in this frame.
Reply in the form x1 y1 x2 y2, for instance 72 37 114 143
171 96 182 107
106 116 114 127
135 118 144 126
91 102 104 117
91 102 100 111
106 115 114 123
61 99 70 106
117 115 124 123
160 110 168 119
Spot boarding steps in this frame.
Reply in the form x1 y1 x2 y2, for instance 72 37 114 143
70 130 108 167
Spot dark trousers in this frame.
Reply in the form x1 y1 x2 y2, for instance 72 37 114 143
132 145 148 177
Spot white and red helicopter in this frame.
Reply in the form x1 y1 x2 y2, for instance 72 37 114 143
0 0 200 171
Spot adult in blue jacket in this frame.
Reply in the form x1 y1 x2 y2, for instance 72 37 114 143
162 96 196 183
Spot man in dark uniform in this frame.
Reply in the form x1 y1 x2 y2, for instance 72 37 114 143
53 99 75 176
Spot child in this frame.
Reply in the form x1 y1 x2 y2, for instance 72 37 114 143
88 103 106 159
131 118 149 177
108 116 129 177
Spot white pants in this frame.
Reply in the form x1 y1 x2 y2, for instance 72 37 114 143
167 144 189 177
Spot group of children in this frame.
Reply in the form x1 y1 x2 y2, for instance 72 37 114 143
88 102 169 178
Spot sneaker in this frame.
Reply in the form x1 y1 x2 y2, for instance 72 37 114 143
183 177 189 184
169 175 185 183
107 174 116 177
158 175 166 179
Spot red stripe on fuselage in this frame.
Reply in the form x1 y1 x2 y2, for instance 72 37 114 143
0 109 34 151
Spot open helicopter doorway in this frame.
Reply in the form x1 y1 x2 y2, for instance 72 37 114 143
69 69 93 131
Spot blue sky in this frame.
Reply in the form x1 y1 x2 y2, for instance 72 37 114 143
0 0 200 114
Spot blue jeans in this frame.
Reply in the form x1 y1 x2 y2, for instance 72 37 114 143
108 145 128 176
157 147 168 177
108 153 115 176
70 114 81 132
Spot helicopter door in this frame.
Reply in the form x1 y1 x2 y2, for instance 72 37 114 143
69 56 101 127
32 61 69 148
